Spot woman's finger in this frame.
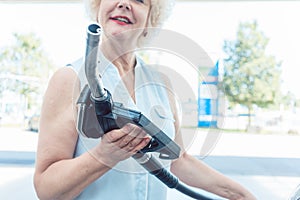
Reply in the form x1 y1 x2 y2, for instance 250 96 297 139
130 137 151 154
118 124 147 148
104 124 134 143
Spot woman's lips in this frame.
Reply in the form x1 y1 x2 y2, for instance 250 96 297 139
110 16 133 25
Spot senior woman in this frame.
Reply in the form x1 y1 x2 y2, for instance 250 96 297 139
34 0 256 199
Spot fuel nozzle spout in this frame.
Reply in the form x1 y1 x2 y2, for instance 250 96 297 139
85 23 107 101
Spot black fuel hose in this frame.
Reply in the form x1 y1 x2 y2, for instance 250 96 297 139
133 153 221 200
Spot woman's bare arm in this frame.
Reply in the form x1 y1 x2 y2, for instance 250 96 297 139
34 67 150 200
33 67 111 200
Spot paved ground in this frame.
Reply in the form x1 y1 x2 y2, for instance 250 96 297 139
0 127 300 199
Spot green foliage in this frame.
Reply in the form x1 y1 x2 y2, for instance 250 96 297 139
0 32 54 77
0 32 55 109
222 21 282 126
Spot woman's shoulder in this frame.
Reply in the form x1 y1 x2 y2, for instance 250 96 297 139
50 66 78 87
45 66 79 105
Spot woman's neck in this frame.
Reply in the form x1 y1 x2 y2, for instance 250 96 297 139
100 38 137 76
100 40 137 102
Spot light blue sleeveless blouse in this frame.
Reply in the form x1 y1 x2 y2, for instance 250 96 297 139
71 52 176 200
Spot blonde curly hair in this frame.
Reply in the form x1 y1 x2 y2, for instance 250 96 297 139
84 0 175 46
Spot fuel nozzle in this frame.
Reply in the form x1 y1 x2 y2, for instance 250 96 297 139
85 23 107 101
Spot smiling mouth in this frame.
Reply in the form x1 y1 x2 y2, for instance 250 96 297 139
110 16 133 24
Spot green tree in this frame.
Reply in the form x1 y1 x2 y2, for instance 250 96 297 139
0 32 55 111
222 21 281 128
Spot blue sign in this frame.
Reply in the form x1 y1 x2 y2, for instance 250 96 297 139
198 61 219 128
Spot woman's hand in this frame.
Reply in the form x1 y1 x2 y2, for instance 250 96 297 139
93 123 151 167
